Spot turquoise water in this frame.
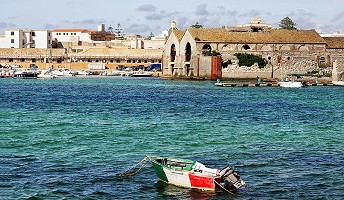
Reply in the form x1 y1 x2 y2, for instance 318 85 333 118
0 77 343 199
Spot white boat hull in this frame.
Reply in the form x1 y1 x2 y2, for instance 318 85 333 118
279 81 303 88
332 81 344 86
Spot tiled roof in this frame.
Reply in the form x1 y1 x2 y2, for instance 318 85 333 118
0 48 65 57
323 37 344 49
172 30 185 41
187 28 326 44
75 48 163 56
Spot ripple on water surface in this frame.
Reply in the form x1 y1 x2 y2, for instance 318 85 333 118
0 78 343 199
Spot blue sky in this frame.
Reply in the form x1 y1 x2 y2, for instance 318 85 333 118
1 0 343 36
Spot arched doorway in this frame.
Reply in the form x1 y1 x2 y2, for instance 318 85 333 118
170 44 176 75
185 43 191 62
185 43 191 76
170 44 176 62
326 55 331 67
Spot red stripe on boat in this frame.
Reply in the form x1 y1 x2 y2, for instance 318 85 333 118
188 173 215 190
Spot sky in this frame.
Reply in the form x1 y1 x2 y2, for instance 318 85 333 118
1 0 344 36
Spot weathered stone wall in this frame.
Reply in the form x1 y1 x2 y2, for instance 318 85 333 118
332 59 344 81
220 51 326 79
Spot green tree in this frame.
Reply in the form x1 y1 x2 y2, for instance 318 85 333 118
147 32 154 40
279 17 297 30
191 22 203 28
234 53 267 69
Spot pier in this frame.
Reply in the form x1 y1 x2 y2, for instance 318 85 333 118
214 82 333 87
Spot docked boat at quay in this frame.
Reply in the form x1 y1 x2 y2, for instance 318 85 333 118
332 81 344 86
12 68 38 79
278 81 305 88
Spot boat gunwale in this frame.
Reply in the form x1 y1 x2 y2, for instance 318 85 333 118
149 156 196 171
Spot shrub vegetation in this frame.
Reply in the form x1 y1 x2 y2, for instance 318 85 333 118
234 53 267 68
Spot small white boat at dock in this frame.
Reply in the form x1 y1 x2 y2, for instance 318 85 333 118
332 81 344 86
278 81 304 88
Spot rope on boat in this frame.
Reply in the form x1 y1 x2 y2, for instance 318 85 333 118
117 156 151 177
212 178 235 195
213 178 253 194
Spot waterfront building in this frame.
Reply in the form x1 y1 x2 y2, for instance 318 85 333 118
0 29 52 48
52 29 92 43
163 20 329 79
0 48 66 68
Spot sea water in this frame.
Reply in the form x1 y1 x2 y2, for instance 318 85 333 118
0 77 343 199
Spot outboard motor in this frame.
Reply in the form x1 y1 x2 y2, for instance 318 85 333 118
219 167 245 191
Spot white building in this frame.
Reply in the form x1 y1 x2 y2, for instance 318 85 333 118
320 31 344 37
51 29 92 43
0 29 52 48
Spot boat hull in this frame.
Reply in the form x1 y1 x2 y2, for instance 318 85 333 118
152 162 221 192
13 73 38 79
332 81 344 86
151 157 227 192
279 81 303 88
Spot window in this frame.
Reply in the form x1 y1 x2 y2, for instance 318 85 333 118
243 45 251 50
11 32 14 35
11 39 14 43
31 32 35 36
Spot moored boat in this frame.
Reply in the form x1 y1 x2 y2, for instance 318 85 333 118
149 156 246 193
38 70 57 79
13 68 38 79
332 81 344 86
278 81 304 88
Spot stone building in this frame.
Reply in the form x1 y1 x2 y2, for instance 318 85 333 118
163 27 328 80
323 37 344 81
0 48 66 68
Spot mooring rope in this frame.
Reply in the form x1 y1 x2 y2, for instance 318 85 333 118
212 178 235 195
117 156 151 177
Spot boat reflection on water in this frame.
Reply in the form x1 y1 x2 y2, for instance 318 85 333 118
155 180 217 199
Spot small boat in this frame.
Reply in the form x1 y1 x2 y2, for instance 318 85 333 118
13 68 38 79
76 70 91 76
332 81 344 86
149 156 246 193
131 73 153 77
130 70 153 77
278 81 304 88
38 70 57 79
52 68 77 77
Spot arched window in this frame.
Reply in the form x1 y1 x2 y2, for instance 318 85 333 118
170 44 176 62
202 44 212 55
242 45 251 50
185 43 191 62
